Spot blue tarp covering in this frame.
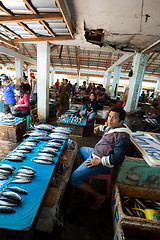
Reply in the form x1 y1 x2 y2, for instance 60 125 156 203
0 137 66 231
0 117 23 125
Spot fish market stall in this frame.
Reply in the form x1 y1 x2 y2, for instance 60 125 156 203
112 132 160 240
0 114 26 142
57 106 88 137
0 125 76 238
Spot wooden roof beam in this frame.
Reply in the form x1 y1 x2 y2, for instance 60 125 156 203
0 2 37 38
23 0 56 37
0 13 63 23
55 0 73 38
12 36 72 43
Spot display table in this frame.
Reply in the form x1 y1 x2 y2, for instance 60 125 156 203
0 117 26 142
0 136 68 238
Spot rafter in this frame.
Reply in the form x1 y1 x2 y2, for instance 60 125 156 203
51 45 60 53
55 0 73 38
12 36 72 43
0 24 22 39
32 44 37 54
3 54 12 64
22 43 32 58
97 52 101 69
67 46 72 67
23 0 57 37
0 13 63 23
75 46 80 73
0 36 18 49
146 53 159 70
0 2 37 38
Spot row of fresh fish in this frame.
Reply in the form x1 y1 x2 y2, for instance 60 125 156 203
0 185 28 213
0 164 15 180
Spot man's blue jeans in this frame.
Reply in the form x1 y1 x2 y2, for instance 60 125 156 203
70 147 111 186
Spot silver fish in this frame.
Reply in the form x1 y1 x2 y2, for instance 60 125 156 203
33 156 54 162
29 131 48 136
26 138 40 143
49 133 68 140
32 159 53 165
18 146 33 151
0 175 8 180
23 142 37 147
0 206 15 213
0 164 15 171
40 148 57 155
16 149 30 153
36 152 54 158
0 169 12 175
47 142 61 148
6 157 23 162
11 179 31 184
17 168 35 175
35 124 54 132
44 146 59 152
35 136 51 141
19 166 35 173
7 186 27 195
0 200 17 207
15 173 33 179
1 191 22 202
0 196 18 204
10 152 26 159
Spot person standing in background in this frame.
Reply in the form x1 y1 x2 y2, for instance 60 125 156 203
55 79 60 89
31 76 37 103
0 74 16 114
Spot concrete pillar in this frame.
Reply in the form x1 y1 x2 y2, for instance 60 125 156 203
2 65 7 74
125 53 148 112
77 72 80 87
50 69 55 86
106 71 112 91
103 74 107 88
155 80 160 92
111 66 121 99
15 58 23 86
37 42 50 122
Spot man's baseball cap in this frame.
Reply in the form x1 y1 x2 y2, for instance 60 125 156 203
1 74 9 81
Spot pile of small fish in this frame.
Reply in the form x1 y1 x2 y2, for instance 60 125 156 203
58 115 87 126
0 164 15 180
32 140 62 165
122 196 160 218
12 166 35 183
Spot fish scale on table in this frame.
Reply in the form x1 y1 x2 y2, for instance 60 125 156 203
17 146 33 151
9 152 26 159
36 152 54 158
0 200 18 207
19 166 35 172
0 169 12 175
39 148 57 155
17 168 35 175
26 138 40 143
0 175 8 180
22 141 37 147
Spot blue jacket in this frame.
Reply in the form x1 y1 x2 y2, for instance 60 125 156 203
3 83 16 104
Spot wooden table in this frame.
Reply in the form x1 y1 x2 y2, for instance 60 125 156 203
0 119 26 142
58 121 86 137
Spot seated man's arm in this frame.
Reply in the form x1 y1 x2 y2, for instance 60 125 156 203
102 137 130 167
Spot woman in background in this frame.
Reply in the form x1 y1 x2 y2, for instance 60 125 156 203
12 86 30 117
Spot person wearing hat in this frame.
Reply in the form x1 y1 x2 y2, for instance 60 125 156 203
12 86 30 117
0 74 16 114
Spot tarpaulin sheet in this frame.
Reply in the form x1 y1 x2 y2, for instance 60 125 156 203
0 137 66 231
0 117 23 125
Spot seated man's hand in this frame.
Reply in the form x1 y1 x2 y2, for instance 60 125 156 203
87 113 90 117
85 158 102 168
94 126 99 134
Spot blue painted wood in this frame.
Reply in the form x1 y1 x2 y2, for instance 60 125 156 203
118 157 160 189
